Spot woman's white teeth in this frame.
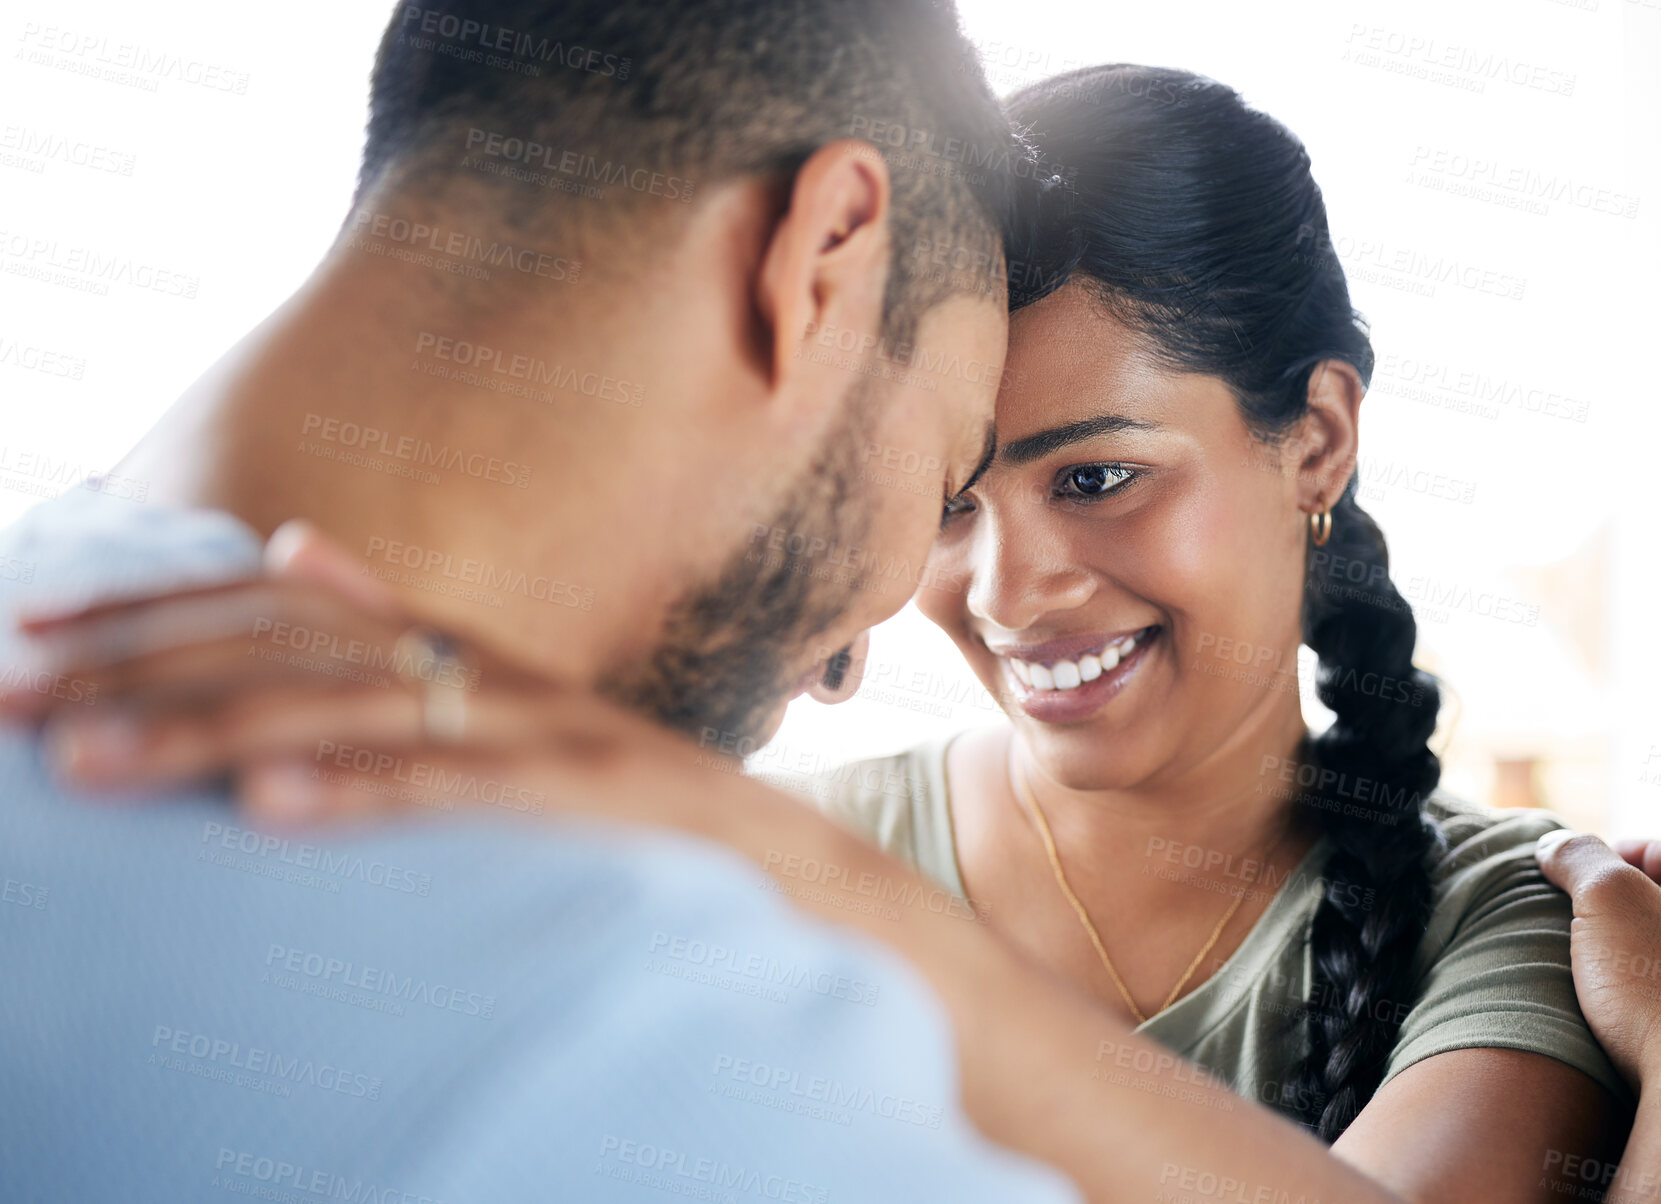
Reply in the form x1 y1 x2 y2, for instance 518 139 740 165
1010 631 1146 692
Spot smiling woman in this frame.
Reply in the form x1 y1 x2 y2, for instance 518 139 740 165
810 63 1630 1197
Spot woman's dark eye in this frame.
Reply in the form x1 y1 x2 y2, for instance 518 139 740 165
941 493 976 526
1058 464 1134 498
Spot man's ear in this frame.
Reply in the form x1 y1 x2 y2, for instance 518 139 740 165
754 140 892 397
805 630 870 705
1293 359 1364 514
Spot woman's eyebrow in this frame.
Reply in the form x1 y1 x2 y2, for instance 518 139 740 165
997 414 1160 466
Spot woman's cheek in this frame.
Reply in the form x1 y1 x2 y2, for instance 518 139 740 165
916 539 972 634
1153 497 1270 670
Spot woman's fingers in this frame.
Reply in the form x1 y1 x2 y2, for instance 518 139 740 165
3 524 408 721
1 575 533 735
46 685 419 786
265 520 404 619
15 576 267 634
42 679 614 788
35 630 397 715
2 580 398 713
234 730 754 842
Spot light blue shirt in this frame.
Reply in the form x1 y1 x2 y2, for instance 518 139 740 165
0 490 1079 1203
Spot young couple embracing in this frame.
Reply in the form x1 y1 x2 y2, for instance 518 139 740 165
2 2 1655 1200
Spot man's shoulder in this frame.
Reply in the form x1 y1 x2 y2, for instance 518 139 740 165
0 739 1077 1201
0 492 263 618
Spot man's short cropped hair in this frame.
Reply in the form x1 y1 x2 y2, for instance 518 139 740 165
358 0 1027 342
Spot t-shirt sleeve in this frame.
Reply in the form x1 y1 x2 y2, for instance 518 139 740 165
1379 804 1631 1106
781 752 924 868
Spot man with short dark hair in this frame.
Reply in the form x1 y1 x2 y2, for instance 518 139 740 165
357 0 1014 352
0 1 1073 1199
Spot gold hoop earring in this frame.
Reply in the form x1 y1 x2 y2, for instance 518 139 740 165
1309 505 1333 547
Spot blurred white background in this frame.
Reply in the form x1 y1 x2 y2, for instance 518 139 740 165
2 0 1657 835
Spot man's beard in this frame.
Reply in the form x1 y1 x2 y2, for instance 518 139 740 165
600 387 875 748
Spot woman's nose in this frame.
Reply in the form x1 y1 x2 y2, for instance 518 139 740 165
963 511 1098 632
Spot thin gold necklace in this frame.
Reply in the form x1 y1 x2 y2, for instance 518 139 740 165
1012 753 1287 1024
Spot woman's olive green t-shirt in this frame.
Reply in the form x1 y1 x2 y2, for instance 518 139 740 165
793 735 1628 1110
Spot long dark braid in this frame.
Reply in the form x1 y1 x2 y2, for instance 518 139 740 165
1290 480 1444 1139
1004 64 1445 1141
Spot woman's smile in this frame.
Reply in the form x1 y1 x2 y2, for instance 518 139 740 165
990 624 1162 723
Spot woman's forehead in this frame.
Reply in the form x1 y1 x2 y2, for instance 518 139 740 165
999 292 1229 439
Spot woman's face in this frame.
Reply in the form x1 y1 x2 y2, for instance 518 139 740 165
918 284 1312 792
